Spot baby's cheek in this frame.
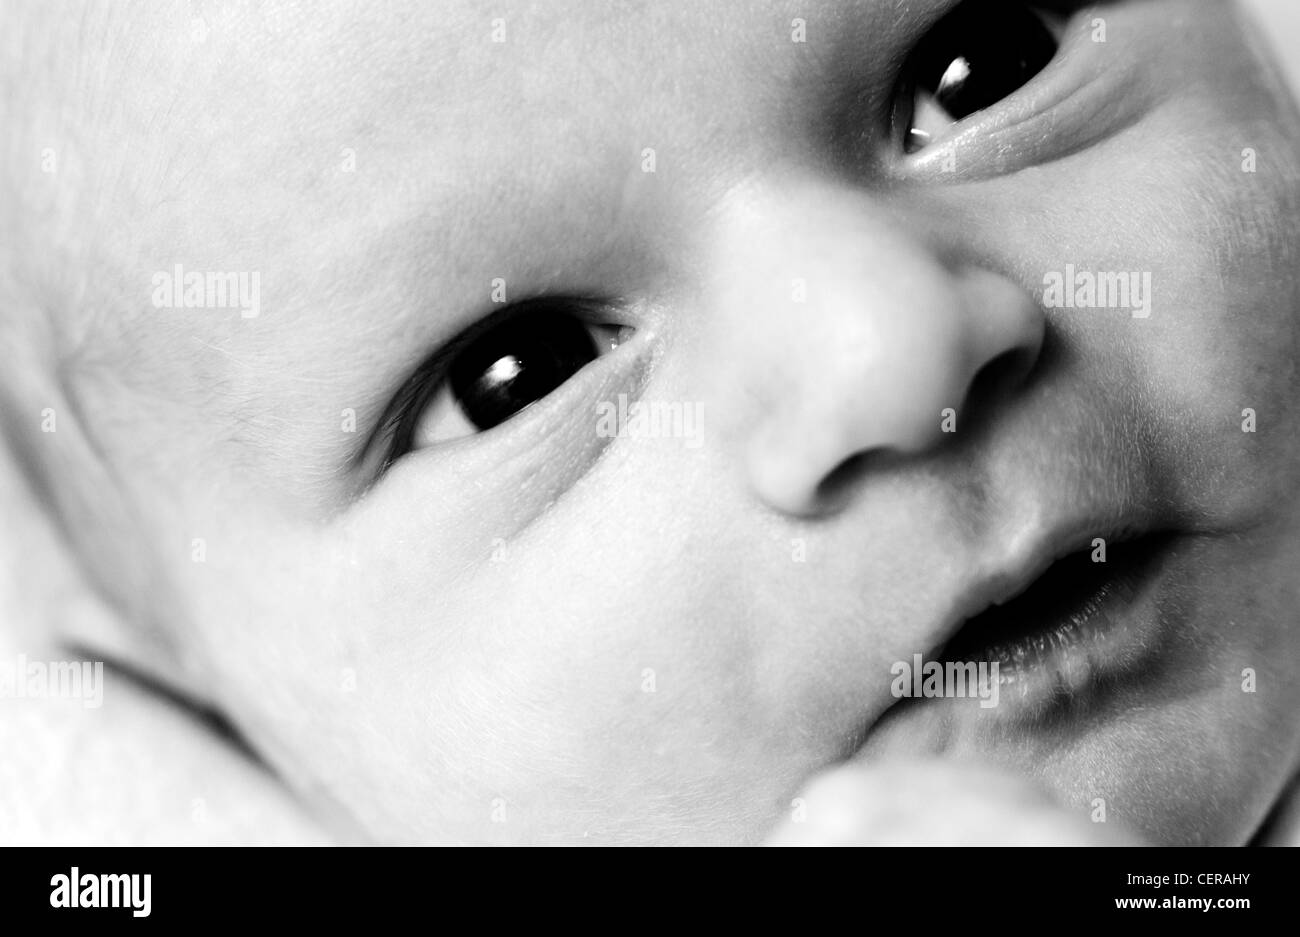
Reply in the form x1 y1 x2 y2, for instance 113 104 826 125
227 444 819 841
185 501 653 839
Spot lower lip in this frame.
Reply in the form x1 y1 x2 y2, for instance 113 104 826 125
935 535 1179 720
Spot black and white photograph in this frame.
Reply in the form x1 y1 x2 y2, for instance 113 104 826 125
1 0 1298 878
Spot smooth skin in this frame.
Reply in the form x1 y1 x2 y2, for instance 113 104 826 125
2 0 1299 844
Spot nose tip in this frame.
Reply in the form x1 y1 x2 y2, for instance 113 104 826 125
745 263 1045 518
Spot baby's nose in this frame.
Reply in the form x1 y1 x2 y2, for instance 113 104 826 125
703 178 1044 516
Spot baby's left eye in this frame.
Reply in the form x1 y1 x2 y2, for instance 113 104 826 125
899 1 1060 154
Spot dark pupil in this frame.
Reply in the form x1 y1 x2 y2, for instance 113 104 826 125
449 310 597 430
916 2 1057 121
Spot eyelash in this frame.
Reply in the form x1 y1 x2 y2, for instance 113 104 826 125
377 336 461 471
377 297 628 469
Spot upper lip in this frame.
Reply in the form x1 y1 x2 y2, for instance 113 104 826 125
935 516 1156 659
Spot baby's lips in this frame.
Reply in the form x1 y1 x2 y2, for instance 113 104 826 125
766 758 1142 847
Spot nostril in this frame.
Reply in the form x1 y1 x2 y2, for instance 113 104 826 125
813 452 869 512
812 447 916 513
969 342 1041 405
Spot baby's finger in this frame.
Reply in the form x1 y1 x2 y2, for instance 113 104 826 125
767 758 1141 846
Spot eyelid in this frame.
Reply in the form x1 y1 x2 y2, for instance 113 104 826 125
413 319 630 451
370 296 631 472
891 5 1068 158
367 323 659 524
888 8 1145 183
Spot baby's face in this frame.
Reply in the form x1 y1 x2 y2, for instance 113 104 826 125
50 0 1300 843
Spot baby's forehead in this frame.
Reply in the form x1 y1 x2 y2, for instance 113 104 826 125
95 1 926 190
75 4 907 374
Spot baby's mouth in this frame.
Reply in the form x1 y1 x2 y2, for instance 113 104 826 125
934 531 1179 718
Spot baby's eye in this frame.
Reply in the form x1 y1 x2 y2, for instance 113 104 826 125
899 1 1060 154
384 300 630 461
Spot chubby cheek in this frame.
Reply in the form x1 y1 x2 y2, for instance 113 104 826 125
974 98 1300 525
179 445 799 842
311 461 825 843
1135 138 1300 517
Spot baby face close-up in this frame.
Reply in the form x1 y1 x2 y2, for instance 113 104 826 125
4 0 1300 846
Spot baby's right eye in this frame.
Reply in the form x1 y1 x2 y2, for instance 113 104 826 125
382 299 631 463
